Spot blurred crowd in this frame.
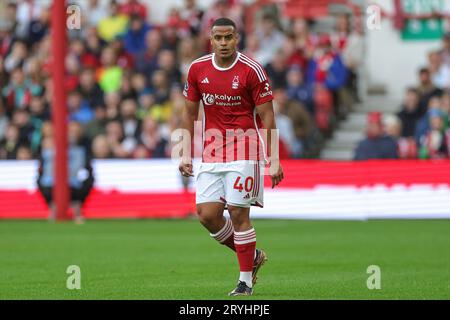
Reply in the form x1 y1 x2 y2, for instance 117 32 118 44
0 0 363 161
354 33 450 160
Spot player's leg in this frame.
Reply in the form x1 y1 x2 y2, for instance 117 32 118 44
228 205 254 282
196 171 235 251
197 202 236 250
224 161 267 295
251 161 268 285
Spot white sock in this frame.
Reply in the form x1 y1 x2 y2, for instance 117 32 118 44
239 272 253 288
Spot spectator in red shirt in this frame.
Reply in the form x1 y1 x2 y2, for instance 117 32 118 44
282 33 308 71
2 68 42 114
291 17 316 60
111 38 135 70
166 7 191 38
70 36 100 70
331 13 350 53
65 54 80 92
0 20 15 57
119 0 148 20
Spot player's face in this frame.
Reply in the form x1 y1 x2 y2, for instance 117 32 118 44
211 26 238 59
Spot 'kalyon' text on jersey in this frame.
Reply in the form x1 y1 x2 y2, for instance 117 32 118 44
183 52 274 163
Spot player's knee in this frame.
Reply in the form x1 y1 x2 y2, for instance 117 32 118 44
230 215 246 228
228 206 250 229
196 207 213 225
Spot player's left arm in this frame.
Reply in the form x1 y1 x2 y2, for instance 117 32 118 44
256 101 284 189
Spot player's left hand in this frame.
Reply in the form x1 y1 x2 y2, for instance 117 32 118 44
269 161 284 189
179 159 194 177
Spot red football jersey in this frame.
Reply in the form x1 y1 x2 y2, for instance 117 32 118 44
183 52 274 163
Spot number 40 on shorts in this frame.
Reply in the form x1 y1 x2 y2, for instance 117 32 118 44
233 176 254 193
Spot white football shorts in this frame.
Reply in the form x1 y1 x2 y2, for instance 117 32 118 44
195 160 264 208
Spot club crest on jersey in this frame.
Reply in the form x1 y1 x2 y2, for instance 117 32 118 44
232 76 239 89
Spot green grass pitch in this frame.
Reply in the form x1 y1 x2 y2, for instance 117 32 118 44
0 219 449 299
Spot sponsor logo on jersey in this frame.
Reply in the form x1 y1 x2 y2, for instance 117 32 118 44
259 82 272 98
201 77 210 84
202 93 242 106
202 93 215 105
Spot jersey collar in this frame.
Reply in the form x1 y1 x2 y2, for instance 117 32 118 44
212 52 241 71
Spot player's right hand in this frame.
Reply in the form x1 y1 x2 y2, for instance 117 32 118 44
179 160 194 177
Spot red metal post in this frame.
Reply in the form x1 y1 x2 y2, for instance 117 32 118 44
52 0 68 220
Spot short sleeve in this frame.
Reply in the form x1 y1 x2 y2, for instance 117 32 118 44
183 63 201 102
248 65 273 106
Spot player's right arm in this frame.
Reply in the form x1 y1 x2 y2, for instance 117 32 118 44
179 99 199 177
179 64 201 177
